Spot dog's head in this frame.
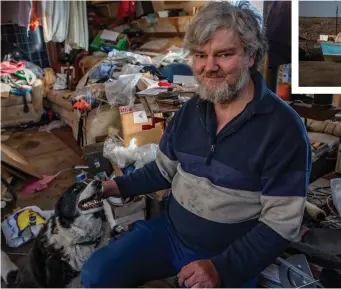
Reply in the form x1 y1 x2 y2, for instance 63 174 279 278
55 180 104 228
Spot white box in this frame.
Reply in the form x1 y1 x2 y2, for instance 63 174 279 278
108 197 146 230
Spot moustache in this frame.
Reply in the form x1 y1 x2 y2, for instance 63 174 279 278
201 71 226 78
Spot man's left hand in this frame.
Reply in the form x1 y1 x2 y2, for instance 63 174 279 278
178 260 221 288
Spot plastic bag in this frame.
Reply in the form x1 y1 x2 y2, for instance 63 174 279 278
152 47 190 68
53 73 67 90
134 143 158 169
120 64 143 75
108 49 153 65
105 73 142 107
1 206 54 248
39 120 67 132
331 178 341 216
103 136 137 168
88 62 115 82
72 87 97 108
23 61 44 78
103 136 158 169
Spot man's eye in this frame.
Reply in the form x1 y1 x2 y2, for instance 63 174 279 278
218 53 232 58
195 54 206 59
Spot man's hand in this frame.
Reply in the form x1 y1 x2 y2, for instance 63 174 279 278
102 180 121 198
178 260 221 288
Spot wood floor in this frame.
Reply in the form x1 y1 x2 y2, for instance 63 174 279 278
2 127 83 210
1 126 86 286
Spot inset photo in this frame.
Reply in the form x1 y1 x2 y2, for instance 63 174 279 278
299 1 341 88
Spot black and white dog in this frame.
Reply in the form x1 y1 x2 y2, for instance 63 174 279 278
3 180 115 288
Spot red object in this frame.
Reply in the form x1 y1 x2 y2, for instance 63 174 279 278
72 99 91 112
158 81 171 87
0 61 25 75
142 117 165 130
116 1 136 21
29 5 40 31
277 83 291 101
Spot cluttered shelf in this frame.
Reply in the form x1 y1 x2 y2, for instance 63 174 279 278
289 102 341 121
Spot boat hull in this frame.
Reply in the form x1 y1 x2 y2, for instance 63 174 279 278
320 41 341 63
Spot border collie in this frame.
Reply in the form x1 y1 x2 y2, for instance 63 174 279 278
4 180 113 288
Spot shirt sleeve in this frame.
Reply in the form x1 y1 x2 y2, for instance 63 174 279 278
211 126 311 287
115 114 179 198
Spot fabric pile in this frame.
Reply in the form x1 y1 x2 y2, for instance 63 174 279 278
0 61 43 101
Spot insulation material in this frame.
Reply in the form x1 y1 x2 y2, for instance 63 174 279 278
307 119 341 137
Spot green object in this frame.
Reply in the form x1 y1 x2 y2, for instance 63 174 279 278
13 71 33 82
112 36 128 51
90 35 129 52
90 35 103 51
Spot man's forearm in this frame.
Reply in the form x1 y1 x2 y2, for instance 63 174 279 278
111 161 171 198
211 222 289 287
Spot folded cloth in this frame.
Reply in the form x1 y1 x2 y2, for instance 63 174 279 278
0 61 26 75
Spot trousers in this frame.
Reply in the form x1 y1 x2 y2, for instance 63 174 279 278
81 212 258 288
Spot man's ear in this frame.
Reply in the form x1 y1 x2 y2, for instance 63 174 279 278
248 56 255 68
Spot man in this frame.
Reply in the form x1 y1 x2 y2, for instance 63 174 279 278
81 1 311 288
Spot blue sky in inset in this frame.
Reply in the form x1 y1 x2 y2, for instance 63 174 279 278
299 1 340 17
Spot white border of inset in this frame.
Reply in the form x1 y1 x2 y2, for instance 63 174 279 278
292 0 341 94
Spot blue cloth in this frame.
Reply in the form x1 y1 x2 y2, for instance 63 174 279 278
81 212 258 288
160 63 193 82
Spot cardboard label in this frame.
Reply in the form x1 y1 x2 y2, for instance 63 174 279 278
133 110 148 123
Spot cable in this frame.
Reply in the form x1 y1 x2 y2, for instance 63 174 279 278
326 195 339 217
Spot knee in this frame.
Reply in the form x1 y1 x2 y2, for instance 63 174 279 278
80 246 133 288
81 250 109 288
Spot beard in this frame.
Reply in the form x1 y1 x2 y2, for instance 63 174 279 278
195 69 250 104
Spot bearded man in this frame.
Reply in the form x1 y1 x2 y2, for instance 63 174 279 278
81 1 311 288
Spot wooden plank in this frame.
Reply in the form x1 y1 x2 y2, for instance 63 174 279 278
1 152 41 179
299 61 341 87
1 143 29 166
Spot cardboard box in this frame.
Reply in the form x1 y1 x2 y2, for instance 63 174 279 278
109 197 146 230
120 111 164 147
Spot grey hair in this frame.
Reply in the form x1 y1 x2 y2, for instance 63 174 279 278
183 1 267 70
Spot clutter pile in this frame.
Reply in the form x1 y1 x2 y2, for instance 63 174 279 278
259 175 341 288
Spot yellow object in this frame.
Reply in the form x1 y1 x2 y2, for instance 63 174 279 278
16 209 46 232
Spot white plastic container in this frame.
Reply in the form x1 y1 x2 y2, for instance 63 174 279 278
158 11 169 18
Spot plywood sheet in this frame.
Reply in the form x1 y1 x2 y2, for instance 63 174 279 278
1 152 41 179
3 130 82 176
4 131 68 158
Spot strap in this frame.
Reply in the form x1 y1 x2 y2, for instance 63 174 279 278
76 236 101 248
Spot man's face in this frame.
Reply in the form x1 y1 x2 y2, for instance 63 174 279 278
192 29 255 103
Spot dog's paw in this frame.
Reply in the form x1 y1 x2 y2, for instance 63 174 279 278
110 225 125 239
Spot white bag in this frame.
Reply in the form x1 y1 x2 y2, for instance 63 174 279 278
1 206 54 248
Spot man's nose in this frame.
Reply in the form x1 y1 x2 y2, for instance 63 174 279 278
204 56 219 72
